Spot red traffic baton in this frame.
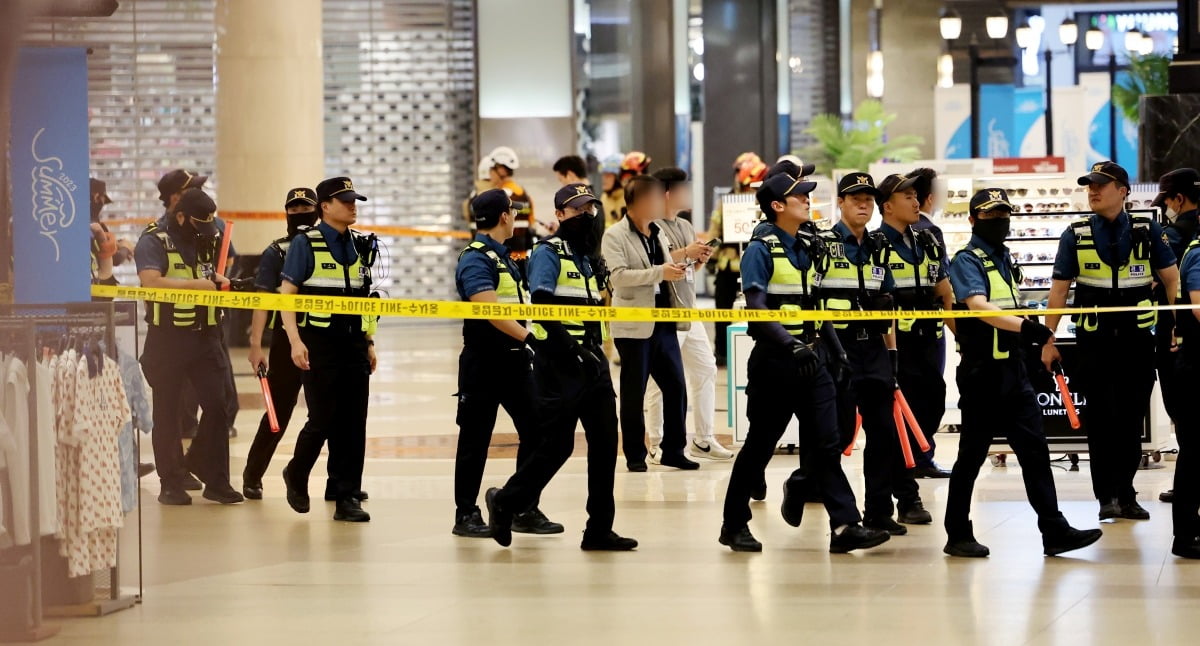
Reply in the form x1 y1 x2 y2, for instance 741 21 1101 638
844 410 862 457
1052 361 1082 430
895 388 931 452
257 365 280 432
216 221 234 290
893 398 916 468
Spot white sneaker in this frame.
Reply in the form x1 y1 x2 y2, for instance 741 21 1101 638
648 447 662 465
691 438 734 460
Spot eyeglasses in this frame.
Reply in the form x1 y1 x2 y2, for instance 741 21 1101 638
947 190 968 199
1011 188 1029 197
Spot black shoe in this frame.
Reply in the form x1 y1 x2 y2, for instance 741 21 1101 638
751 481 768 502
581 531 638 551
485 488 513 547
138 463 156 478
1118 500 1151 520
627 460 648 473
242 481 263 500
1172 536 1200 559
914 464 952 479
203 485 245 505
282 466 310 514
1043 526 1103 556
324 489 368 502
1098 499 1120 521
944 538 990 558
158 487 192 506
897 501 933 525
829 524 891 553
719 524 762 552
864 516 908 536
182 473 203 491
334 498 371 522
1161 489 1176 503
512 508 565 534
452 509 492 538
660 453 700 470
781 482 804 528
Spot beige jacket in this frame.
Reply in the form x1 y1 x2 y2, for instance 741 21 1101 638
602 217 688 339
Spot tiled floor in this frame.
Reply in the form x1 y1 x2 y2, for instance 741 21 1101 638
24 322 1200 645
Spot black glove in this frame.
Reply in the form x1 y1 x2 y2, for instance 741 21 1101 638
229 277 256 292
889 348 899 384
1021 318 1055 346
575 344 602 367
792 342 820 380
522 332 540 362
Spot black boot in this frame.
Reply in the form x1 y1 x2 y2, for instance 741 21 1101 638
719 524 762 552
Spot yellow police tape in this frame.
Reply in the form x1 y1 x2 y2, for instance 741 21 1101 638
90 284 1200 324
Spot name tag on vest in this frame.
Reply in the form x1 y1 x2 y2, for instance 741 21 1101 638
567 271 581 279
872 266 885 280
322 262 336 270
174 262 187 270
1084 262 1101 270
1129 264 1147 278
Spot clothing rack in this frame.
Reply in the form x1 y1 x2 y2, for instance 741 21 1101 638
0 303 141 642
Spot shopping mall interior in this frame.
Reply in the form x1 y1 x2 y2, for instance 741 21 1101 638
2 0 1200 644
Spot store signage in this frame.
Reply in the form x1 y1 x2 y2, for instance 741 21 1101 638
720 192 763 244
10 48 91 303
993 157 1066 174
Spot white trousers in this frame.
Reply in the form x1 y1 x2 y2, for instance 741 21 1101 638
645 323 717 446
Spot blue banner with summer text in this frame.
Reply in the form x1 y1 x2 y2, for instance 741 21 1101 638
11 47 91 303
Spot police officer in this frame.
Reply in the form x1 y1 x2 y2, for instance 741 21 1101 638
818 173 927 534
718 172 889 554
1153 168 1200 503
1043 162 1179 521
899 167 954 477
452 188 563 538
484 183 637 552
279 177 378 523
135 188 242 506
1166 222 1200 558
945 188 1103 557
241 188 321 500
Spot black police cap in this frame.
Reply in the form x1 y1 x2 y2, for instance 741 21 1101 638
969 188 1015 216
1152 168 1200 207
285 187 317 207
837 172 881 198
554 183 601 211
157 169 208 202
317 177 368 203
471 188 512 226
874 174 919 206
1078 161 1130 189
175 188 219 236
756 173 816 216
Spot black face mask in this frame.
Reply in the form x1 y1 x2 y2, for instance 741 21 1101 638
287 210 318 236
559 213 599 254
973 218 1010 248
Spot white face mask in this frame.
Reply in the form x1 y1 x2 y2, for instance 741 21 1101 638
1166 207 1179 221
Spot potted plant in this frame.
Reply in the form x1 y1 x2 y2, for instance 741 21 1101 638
800 99 924 176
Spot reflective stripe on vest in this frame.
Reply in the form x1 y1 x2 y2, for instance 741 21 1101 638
298 228 376 334
1072 216 1154 289
973 247 1023 358
147 227 218 328
530 238 606 344
760 233 819 339
460 241 526 304
886 237 943 334
818 232 885 329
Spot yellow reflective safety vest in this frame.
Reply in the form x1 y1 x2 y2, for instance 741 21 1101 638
297 227 377 335
756 231 821 341
458 239 528 349
1177 238 1200 354
954 246 1025 361
266 231 299 331
141 222 219 329
817 229 889 332
1070 214 1156 334
530 237 607 345
880 227 945 336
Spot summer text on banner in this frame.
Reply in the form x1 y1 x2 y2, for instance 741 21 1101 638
90 285 1200 323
